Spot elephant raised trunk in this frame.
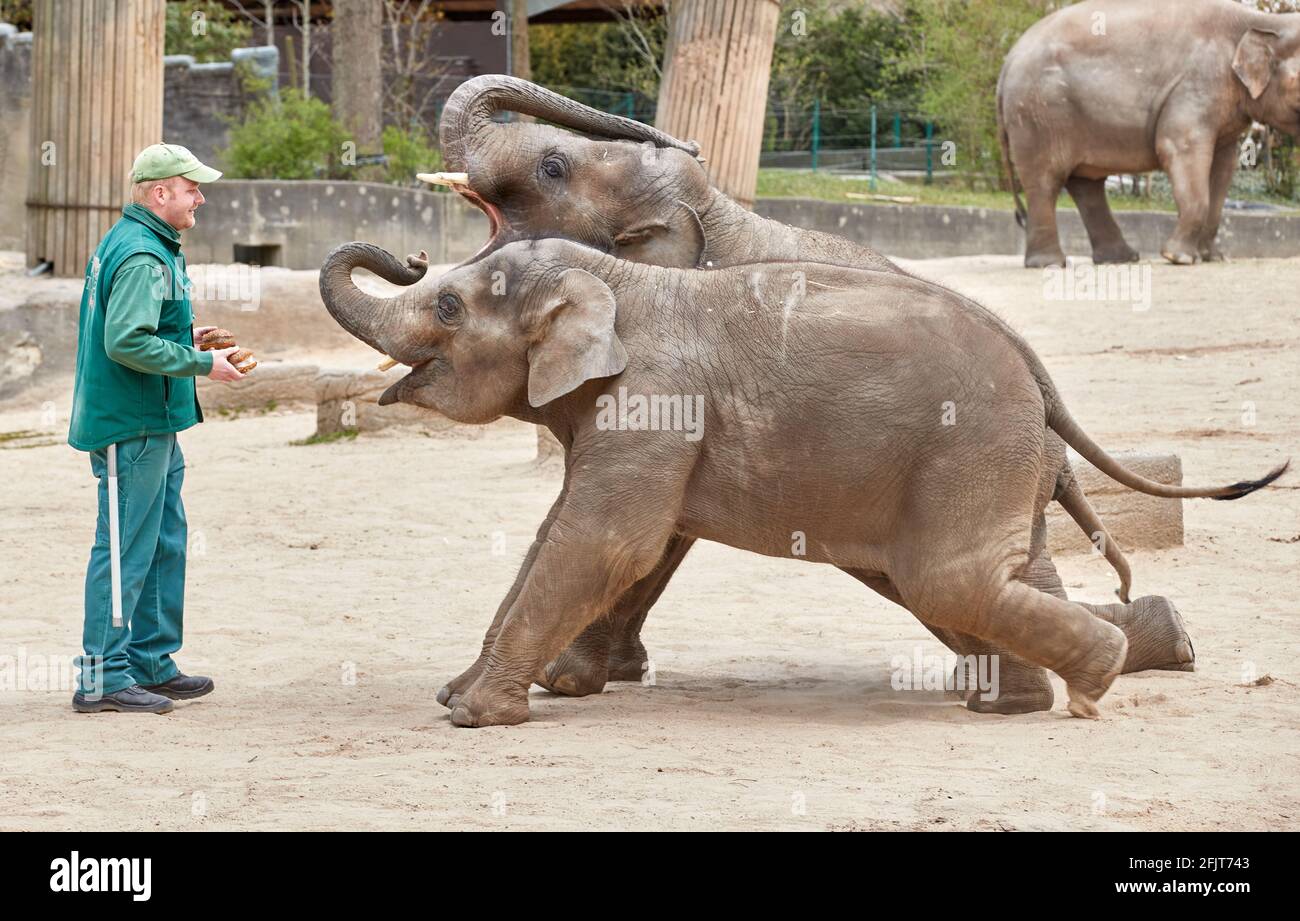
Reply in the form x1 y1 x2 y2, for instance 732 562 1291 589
437 74 700 171
318 242 434 364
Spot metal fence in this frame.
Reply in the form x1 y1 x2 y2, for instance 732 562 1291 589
542 86 943 182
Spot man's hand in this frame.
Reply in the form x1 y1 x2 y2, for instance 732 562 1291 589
208 346 243 382
194 325 218 341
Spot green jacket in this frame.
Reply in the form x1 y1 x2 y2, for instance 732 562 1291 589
68 204 214 452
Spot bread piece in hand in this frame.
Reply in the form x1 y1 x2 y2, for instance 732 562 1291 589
198 328 236 351
228 348 258 374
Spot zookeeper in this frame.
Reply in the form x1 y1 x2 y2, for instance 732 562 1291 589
66 143 244 714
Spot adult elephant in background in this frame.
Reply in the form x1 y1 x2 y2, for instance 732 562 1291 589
403 74 1194 712
999 0 1300 268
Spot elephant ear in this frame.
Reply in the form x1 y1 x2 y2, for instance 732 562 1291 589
613 201 707 269
1234 28 1279 100
525 269 628 408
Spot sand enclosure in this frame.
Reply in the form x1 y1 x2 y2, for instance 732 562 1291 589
1 254 1297 830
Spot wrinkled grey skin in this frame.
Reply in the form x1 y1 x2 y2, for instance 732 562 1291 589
318 238 1285 727
999 0 1300 267
326 75 1198 714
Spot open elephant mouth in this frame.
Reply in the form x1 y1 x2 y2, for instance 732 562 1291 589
418 172 506 264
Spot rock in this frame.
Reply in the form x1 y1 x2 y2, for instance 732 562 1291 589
1047 451 1184 553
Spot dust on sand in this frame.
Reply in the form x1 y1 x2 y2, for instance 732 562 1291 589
1 255 1297 830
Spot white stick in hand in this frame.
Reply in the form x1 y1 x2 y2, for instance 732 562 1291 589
107 443 124 628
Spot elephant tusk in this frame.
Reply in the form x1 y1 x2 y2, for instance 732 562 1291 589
417 171 469 188
377 355 400 371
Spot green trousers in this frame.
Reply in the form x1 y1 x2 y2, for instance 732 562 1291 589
78 433 187 695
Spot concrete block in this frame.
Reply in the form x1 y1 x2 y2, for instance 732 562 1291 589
1046 450 1184 553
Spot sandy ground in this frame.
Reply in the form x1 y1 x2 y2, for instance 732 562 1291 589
1 254 1298 831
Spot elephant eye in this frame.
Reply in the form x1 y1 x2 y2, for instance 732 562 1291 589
437 292 463 326
539 154 567 181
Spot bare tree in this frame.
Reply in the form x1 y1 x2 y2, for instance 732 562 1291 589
381 0 446 129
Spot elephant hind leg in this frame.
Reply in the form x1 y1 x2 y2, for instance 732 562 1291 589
1065 175 1139 264
893 555 1128 719
1022 173 1069 268
841 567 1054 714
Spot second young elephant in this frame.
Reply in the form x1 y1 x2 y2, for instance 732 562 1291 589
318 238 1287 728
415 75 1195 711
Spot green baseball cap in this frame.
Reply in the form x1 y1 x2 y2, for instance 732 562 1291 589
130 143 222 183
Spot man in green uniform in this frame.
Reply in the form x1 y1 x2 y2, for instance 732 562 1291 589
67 143 244 714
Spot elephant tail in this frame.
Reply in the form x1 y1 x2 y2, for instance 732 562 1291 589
1054 472 1132 603
996 81 1027 229
1047 404 1290 501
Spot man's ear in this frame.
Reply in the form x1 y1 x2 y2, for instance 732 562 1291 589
612 201 706 268
526 269 628 408
1234 28 1279 100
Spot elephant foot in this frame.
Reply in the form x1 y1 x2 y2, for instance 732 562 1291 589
1025 249 1067 269
607 637 650 683
1092 243 1140 264
437 655 488 710
1199 246 1226 263
538 648 609 697
1117 596 1195 674
1160 243 1201 265
965 660 1054 714
1064 625 1127 720
449 677 531 728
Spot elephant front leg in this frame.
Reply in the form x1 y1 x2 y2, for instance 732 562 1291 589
436 487 567 710
1158 132 1215 264
1196 139 1240 262
450 498 678 728
540 534 696 696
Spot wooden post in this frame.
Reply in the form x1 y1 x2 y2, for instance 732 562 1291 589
654 0 780 208
510 0 530 81
332 0 383 155
26 0 164 277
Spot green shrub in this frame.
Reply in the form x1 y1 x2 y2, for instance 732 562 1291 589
381 125 442 187
222 89 352 180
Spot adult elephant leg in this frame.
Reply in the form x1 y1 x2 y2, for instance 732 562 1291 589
840 568 1055 714
1197 139 1239 262
1066 175 1139 264
1023 172 1068 268
1158 133 1214 264
540 535 695 696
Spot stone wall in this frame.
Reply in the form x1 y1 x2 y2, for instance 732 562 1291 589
163 46 279 168
756 198 1300 261
182 179 487 269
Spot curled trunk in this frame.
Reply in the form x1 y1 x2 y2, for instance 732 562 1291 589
438 74 699 170
318 242 432 362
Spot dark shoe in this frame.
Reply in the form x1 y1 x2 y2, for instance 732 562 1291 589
142 673 214 700
73 684 174 714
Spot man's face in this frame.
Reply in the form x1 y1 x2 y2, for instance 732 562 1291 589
151 176 205 231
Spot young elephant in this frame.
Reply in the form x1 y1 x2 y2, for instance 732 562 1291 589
416 75 1195 710
318 238 1287 728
